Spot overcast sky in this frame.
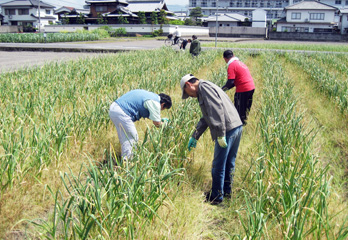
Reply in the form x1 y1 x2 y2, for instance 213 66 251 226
0 0 189 9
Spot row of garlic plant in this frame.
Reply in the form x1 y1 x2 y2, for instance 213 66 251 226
0 48 220 238
310 52 348 76
31 101 201 239
236 52 333 239
284 52 348 114
0 32 102 43
0 48 219 193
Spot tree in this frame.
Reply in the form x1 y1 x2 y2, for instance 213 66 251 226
158 9 169 24
62 13 69 24
76 13 85 24
189 7 203 22
151 11 158 24
97 13 107 24
184 18 195 26
138 11 147 24
118 12 129 24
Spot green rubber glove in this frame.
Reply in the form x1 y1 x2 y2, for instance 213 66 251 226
188 137 197 151
217 136 227 148
161 118 169 122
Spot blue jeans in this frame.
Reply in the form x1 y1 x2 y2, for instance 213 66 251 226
211 126 243 201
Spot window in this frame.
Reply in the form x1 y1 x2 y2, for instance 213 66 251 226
260 2 264 7
252 1 258 7
5 9 16 15
310 13 324 20
201 0 207 7
237 1 242 7
95 6 107 12
245 0 250 7
230 1 234 7
291 12 301 19
18 9 29 15
212 1 216 7
191 0 196 7
275 1 282 7
335 0 341 4
346 0 348 4
46 10 51 14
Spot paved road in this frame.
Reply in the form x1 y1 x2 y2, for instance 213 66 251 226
0 51 103 73
0 39 164 72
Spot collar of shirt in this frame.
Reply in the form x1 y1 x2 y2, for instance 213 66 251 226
227 57 239 66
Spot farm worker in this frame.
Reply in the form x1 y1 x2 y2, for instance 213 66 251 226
180 38 190 51
180 74 243 205
189 35 201 57
222 50 255 125
109 90 172 160
173 26 181 44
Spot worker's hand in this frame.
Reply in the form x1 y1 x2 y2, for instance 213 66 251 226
188 137 197 151
161 118 169 123
217 136 227 148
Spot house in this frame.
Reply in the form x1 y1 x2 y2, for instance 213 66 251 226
127 0 175 22
0 0 57 31
339 8 348 34
275 1 338 33
54 6 90 24
173 11 188 21
203 13 249 27
252 9 267 28
188 0 348 21
82 0 174 24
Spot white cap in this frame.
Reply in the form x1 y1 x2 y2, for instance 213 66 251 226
180 74 196 99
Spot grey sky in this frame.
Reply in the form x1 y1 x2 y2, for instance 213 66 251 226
0 0 189 9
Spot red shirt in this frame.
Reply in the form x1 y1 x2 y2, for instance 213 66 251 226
227 59 255 93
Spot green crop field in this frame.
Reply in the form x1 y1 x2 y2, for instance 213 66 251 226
0 46 347 239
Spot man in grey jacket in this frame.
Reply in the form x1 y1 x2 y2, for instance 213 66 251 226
180 74 243 204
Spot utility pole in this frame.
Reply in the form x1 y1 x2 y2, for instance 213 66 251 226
215 0 218 47
38 0 41 32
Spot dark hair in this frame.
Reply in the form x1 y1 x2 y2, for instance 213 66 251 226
188 39 192 42
159 93 172 109
223 50 233 59
192 35 197 39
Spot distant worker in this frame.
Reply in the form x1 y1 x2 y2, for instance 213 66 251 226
173 26 181 44
109 90 172 160
222 50 255 125
189 35 201 57
180 38 190 50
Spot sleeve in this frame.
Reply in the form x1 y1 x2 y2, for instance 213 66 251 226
144 100 161 122
200 85 226 138
192 117 208 140
222 79 235 91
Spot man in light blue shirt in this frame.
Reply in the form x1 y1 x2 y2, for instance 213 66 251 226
109 90 172 160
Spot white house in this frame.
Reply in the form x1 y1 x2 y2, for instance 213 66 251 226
0 0 57 31
276 1 338 33
252 9 266 28
339 8 348 34
203 13 248 28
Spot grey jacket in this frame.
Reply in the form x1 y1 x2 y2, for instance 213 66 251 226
192 80 242 141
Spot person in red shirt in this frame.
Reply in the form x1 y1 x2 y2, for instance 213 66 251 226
222 50 255 125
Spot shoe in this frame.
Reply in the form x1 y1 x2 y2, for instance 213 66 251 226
224 192 231 199
204 191 222 205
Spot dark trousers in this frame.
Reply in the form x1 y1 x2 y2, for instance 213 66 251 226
234 89 254 125
174 36 179 44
